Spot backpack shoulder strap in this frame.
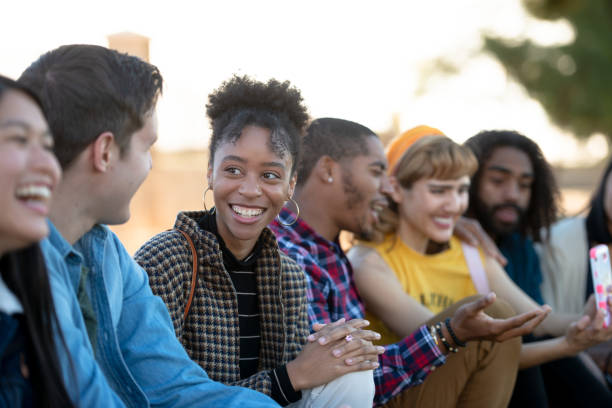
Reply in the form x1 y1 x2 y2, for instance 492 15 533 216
461 241 490 295
175 229 198 320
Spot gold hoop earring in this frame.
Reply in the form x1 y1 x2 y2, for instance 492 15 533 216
203 186 215 215
277 198 300 227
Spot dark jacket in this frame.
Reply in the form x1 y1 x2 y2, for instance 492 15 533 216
0 312 32 407
134 211 309 396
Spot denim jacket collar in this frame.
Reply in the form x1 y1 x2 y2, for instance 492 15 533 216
47 220 82 260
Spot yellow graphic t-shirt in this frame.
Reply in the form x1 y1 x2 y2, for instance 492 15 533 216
361 234 482 345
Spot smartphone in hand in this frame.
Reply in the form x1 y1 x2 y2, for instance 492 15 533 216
589 244 612 328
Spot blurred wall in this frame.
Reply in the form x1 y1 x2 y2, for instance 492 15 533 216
110 150 211 254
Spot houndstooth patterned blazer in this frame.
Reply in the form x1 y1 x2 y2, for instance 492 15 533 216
134 210 309 396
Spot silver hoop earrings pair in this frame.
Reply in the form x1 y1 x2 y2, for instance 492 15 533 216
277 198 300 227
203 186 215 215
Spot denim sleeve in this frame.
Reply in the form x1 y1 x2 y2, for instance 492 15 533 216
111 233 279 407
42 239 127 407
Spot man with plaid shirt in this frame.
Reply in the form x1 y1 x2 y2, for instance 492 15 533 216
272 208 444 405
270 118 549 407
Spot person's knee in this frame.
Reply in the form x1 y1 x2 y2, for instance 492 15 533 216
484 298 516 319
309 370 374 408
336 370 375 403
481 299 521 357
445 296 516 320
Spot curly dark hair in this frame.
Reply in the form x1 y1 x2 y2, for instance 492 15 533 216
586 157 612 245
206 75 309 175
464 130 560 242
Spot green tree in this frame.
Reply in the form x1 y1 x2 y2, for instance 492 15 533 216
484 0 612 140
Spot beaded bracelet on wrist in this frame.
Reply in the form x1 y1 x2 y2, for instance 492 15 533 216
444 317 467 347
428 324 439 346
434 322 458 353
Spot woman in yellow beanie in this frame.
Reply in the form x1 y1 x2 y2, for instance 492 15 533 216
348 126 612 408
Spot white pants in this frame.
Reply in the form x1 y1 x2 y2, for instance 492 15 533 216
288 370 375 408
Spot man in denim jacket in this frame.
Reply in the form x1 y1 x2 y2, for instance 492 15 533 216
19 44 278 407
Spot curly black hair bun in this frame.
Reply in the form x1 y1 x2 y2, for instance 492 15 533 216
206 75 308 131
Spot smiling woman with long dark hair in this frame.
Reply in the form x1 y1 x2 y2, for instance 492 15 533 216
0 75 73 407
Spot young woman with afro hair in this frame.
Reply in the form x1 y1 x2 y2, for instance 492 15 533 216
135 75 381 407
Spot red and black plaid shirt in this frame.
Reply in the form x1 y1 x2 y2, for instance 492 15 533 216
270 208 446 406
